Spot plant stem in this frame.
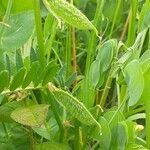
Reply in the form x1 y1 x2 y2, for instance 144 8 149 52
109 0 122 38
120 11 130 41
108 93 128 125
70 0 77 84
72 27 77 85
65 26 72 78
145 100 150 148
46 90 65 142
33 0 45 66
82 0 105 107
100 70 112 108
126 0 138 46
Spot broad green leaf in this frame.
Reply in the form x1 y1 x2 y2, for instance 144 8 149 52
124 60 144 106
140 66 150 103
99 117 111 150
97 39 116 72
140 50 150 62
0 70 9 93
91 117 111 150
35 142 70 150
117 121 128 150
138 0 150 31
0 11 34 50
89 60 101 87
10 67 26 91
11 104 49 127
43 0 97 32
103 110 125 149
48 83 101 127
89 39 117 87
140 50 150 73
140 58 150 73
22 61 39 88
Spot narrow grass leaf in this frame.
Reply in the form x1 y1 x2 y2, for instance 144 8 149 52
10 67 26 91
0 70 9 93
22 61 39 88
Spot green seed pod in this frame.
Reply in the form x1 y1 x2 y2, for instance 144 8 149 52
43 0 98 33
48 83 101 128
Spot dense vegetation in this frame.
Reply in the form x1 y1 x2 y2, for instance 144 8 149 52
0 0 150 149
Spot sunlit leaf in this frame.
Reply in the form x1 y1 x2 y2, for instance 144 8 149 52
0 11 34 50
11 104 49 127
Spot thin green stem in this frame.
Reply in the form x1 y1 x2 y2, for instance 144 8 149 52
74 121 81 150
126 0 138 46
108 93 128 125
46 90 65 142
65 26 72 78
109 0 122 38
145 100 150 148
125 106 145 118
82 0 105 107
33 0 45 66
100 69 113 108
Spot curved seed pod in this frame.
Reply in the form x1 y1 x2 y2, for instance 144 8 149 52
43 0 98 33
48 83 101 129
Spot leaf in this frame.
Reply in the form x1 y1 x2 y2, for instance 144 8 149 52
0 101 23 123
91 117 111 150
140 50 150 62
99 117 111 150
48 83 101 127
35 142 70 150
127 113 146 121
0 11 34 50
138 0 150 31
89 60 101 87
97 39 116 72
42 61 59 86
22 61 40 88
0 70 9 93
30 48 38 63
124 60 144 106
10 67 26 91
16 49 24 70
140 66 150 103
11 104 49 127
89 39 117 87
43 0 97 32
117 121 128 150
